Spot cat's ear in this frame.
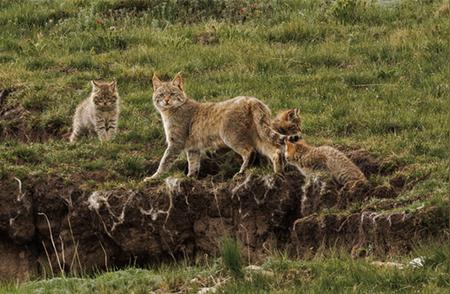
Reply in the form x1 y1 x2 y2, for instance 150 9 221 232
108 80 117 89
152 74 163 91
287 108 300 121
91 80 100 91
172 73 183 91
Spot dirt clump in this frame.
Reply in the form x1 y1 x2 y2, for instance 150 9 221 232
0 88 66 142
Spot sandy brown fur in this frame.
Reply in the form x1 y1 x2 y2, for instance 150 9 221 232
272 108 302 136
145 73 286 180
285 139 368 193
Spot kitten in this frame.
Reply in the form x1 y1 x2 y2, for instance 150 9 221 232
272 108 302 136
69 80 120 143
284 137 368 193
144 73 286 180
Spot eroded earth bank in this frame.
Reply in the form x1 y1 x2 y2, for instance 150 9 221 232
0 147 447 282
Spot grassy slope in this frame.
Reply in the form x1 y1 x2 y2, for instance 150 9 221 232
0 0 448 292
0 0 447 207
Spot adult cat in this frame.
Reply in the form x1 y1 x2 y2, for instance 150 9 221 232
145 73 285 180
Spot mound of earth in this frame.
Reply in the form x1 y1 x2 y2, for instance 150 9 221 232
0 88 65 142
0 148 446 281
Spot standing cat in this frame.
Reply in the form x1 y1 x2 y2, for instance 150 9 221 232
284 137 368 193
272 108 302 136
69 80 120 143
145 73 285 180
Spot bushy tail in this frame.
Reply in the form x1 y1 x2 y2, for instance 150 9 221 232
250 99 286 146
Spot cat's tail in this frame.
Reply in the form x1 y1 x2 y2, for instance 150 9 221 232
250 99 286 146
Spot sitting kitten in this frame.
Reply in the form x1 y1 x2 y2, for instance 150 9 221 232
145 73 285 180
69 80 120 143
284 136 368 193
272 108 302 136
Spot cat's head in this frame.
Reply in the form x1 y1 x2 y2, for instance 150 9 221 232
91 80 119 108
152 73 188 110
272 108 302 136
284 136 306 162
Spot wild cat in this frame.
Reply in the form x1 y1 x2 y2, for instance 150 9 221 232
144 73 286 180
272 108 302 136
69 80 120 143
284 136 368 193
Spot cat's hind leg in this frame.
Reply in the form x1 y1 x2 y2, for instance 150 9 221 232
223 135 255 176
69 123 82 143
256 141 283 174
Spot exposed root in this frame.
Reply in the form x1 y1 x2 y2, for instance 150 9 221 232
38 212 64 276
14 177 25 202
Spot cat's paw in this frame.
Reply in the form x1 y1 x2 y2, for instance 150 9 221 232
144 174 160 182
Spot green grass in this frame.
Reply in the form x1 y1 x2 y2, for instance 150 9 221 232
0 0 446 213
0 0 448 290
220 237 244 279
2 240 448 293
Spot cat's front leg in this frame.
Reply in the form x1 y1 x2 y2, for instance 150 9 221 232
144 144 182 181
186 149 201 177
95 122 108 142
104 125 117 141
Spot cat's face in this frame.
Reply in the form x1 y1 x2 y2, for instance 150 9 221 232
152 74 187 110
91 80 119 109
272 108 302 136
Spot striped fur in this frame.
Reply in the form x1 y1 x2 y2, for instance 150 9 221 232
69 80 120 143
285 140 368 193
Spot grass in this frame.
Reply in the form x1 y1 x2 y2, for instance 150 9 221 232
0 0 446 211
220 237 244 279
1 240 448 293
0 0 448 291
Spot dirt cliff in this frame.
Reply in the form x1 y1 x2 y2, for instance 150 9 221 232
0 149 446 281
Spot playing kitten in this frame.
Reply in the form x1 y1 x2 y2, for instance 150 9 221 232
272 108 302 136
284 136 368 194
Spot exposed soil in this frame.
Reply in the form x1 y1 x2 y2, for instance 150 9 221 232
0 147 447 281
0 88 65 142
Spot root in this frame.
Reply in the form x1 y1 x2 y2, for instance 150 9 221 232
38 212 64 276
14 177 25 202
67 216 83 275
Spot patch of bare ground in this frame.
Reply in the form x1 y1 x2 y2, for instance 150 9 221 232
0 88 65 143
0 146 446 281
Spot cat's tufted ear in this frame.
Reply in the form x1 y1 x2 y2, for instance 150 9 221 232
108 80 117 89
172 73 183 91
287 108 300 121
152 74 163 91
91 80 101 91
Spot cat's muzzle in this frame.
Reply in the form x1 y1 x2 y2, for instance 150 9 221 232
288 134 302 143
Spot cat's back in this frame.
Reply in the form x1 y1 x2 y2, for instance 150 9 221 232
212 96 263 111
193 96 265 129
318 145 366 183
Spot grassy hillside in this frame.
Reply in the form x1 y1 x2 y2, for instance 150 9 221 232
0 0 447 194
0 0 448 291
